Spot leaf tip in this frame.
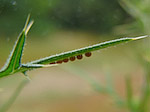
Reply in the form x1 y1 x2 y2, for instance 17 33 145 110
23 14 34 35
24 14 31 30
131 35 149 40
25 20 34 35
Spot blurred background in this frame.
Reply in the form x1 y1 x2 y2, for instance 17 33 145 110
0 0 150 112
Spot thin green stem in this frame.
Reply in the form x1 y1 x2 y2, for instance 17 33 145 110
0 80 29 112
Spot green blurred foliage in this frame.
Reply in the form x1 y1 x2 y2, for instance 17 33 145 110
0 0 55 37
48 0 128 32
0 0 129 38
114 0 150 35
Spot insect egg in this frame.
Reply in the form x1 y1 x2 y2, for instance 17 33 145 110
56 60 63 64
50 62 56 64
85 52 92 57
70 56 76 61
63 58 69 63
77 55 83 60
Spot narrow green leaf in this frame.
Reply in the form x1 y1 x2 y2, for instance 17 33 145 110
21 63 57 69
125 76 135 111
0 31 26 75
7 32 26 70
0 15 33 77
28 35 148 65
0 80 29 112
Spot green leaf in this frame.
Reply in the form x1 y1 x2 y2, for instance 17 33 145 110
126 76 135 111
0 15 33 77
0 79 29 112
28 35 148 65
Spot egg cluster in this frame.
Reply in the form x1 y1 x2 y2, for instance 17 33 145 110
50 52 92 64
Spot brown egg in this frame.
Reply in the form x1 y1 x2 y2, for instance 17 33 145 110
56 60 63 64
70 56 76 61
63 58 69 63
85 52 92 57
50 62 56 64
77 55 83 60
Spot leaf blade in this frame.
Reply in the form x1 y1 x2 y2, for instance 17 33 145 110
0 15 33 77
29 35 148 65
